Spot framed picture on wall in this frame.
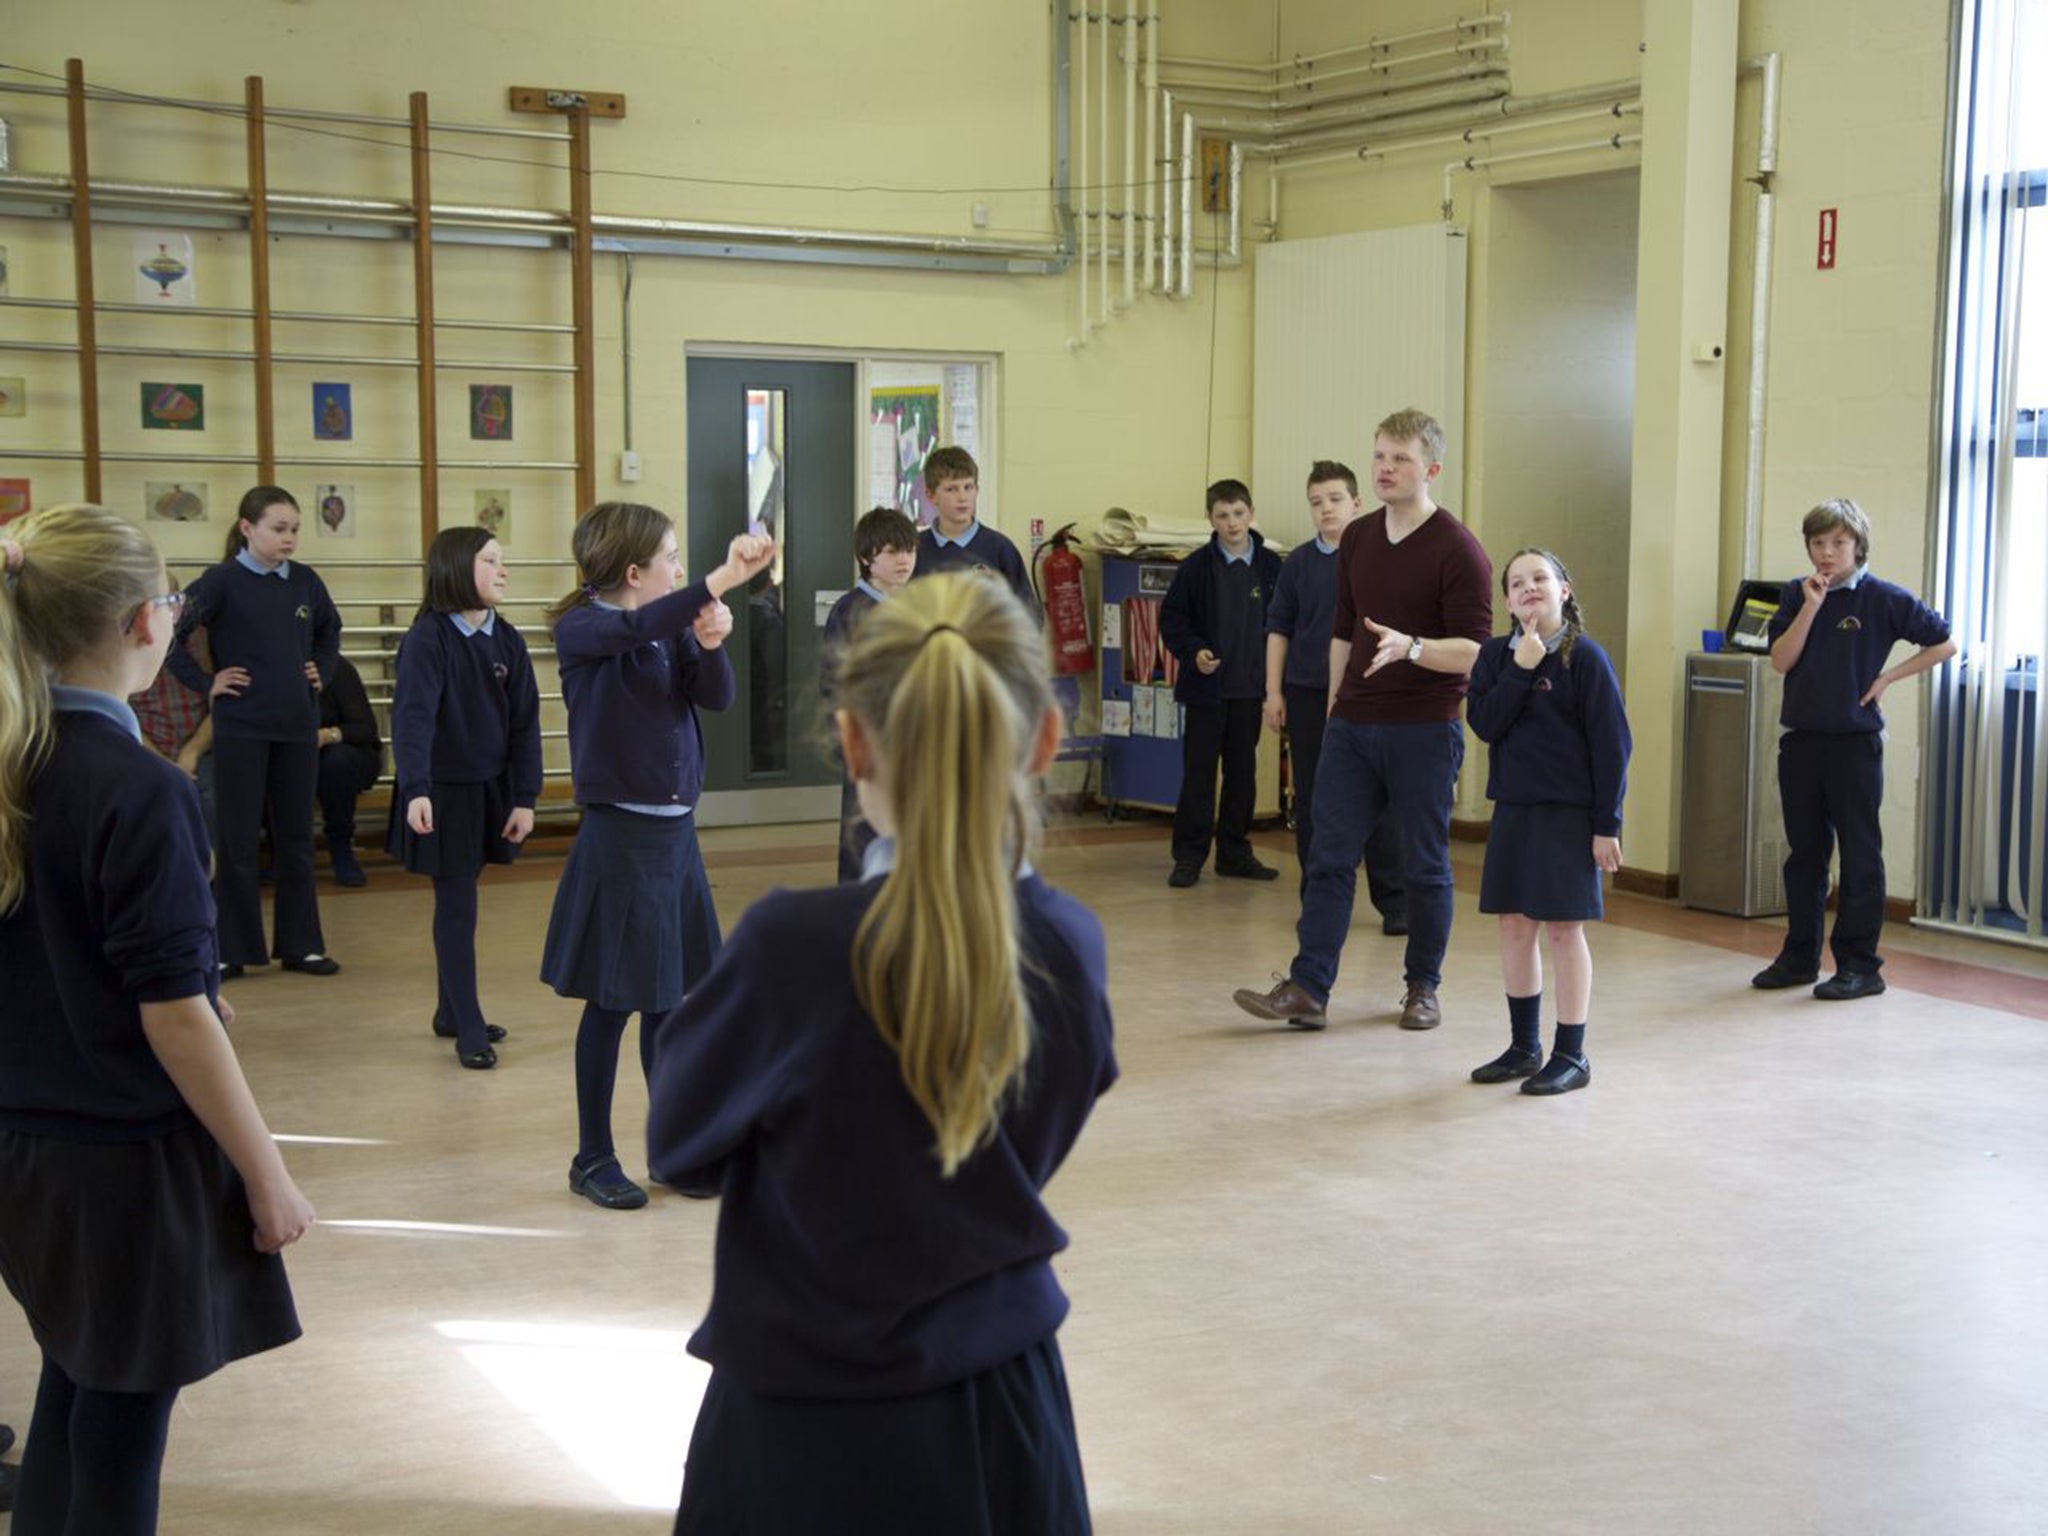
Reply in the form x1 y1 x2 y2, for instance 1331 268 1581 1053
145 482 207 524
470 384 513 441
134 232 196 307
0 479 30 526
475 489 510 542
140 383 205 431
314 484 356 539
312 383 353 441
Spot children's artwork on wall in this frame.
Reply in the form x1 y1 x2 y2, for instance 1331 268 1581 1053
0 479 30 526
867 385 940 526
134 232 196 306
314 484 356 539
312 383 353 441
141 382 205 431
0 378 24 418
470 384 513 441
145 482 207 523
475 489 510 542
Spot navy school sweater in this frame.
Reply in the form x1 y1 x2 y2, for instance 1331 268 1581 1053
169 557 341 742
914 522 1038 613
1766 571 1951 735
646 874 1118 1399
0 694 216 1141
552 580 735 809
320 655 383 755
1466 632 1633 836
389 612 543 804
1159 530 1285 707
819 584 880 704
1264 538 1342 694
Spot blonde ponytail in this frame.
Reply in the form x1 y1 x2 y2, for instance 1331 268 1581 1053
837 574 1053 1175
0 506 166 913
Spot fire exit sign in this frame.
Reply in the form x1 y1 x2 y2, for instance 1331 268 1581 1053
1818 208 1838 270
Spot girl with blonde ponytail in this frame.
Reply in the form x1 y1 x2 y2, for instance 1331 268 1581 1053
0 508 309 1535
648 571 1118 1534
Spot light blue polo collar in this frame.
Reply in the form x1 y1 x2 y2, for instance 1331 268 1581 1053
51 684 143 741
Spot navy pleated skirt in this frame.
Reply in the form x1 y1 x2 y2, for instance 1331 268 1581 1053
1478 800 1605 921
385 773 524 879
674 1335 1091 1535
0 1122 302 1393
540 806 721 1013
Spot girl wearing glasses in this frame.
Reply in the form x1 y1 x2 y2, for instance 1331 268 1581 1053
0 509 312 1535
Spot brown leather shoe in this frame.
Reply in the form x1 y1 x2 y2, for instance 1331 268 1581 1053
1231 974 1328 1030
1398 982 1441 1030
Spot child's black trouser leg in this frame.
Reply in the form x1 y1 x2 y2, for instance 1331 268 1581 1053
1172 704 1225 867
1822 732 1887 974
1213 697 1262 862
210 736 269 966
433 873 486 1053
266 740 324 959
1776 731 1835 972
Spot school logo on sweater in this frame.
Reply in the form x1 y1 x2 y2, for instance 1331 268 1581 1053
1534 677 1554 692
1836 615 1863 632
493 662 510 683
295 604 311 621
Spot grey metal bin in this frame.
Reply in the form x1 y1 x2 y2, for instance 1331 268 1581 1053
1679 652 1789 917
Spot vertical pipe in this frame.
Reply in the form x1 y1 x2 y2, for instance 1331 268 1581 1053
620 252 635 453
409 93 439 551
1077 4 1090 334
1228 141 1243 261
1159 87 1174 291
1123 0 1137 307
245 76 277 484
65 59 102 504
1179 110 1194 298
1144 0 1158 293
1097 1 1110 325
1739 54 1781 579
568 109 598 516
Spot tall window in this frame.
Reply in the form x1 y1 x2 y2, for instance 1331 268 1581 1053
1927 0 2048 939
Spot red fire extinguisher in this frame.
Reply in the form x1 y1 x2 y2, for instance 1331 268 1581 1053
1034 523 1096 676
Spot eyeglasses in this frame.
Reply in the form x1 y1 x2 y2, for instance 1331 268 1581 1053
123 590 186 633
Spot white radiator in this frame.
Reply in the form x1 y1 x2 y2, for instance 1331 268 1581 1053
1251 224 1468 542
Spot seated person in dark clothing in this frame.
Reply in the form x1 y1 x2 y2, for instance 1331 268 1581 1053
316 656 385 886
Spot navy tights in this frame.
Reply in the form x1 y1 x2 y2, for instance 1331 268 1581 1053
574 1002 655 1163
13 1351 179 1536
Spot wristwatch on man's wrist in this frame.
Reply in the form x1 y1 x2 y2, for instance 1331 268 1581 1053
1406 635 1425 664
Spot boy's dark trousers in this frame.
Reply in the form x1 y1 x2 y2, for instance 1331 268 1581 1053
316 741 383 853
1284 685 1406 922
1776 728 1887 975
1173 698 1262 868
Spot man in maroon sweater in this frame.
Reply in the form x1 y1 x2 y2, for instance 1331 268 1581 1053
1233 409 1492 1031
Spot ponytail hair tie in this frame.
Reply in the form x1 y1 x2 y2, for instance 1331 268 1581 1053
921 622 965 647
0 538 22 578
581 582 597 600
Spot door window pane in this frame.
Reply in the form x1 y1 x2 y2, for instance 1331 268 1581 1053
745 388 789 775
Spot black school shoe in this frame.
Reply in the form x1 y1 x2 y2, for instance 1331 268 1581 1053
1470 1046 1542 1084
433 1010 508 1043
1521 1051 1591 1096
1814 970 1887 1001
282 954 341 976
569 1154 649 1211
1168 862 1201 888
1215 853 1280 881
458 1044 498 1070
1752 961 1820 989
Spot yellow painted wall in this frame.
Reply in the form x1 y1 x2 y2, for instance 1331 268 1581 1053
0 0 1962 891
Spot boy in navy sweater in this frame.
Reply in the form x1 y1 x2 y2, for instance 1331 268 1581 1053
1264 461 1408 930
1755 498 1954 999
1161 479 1284 887
822 507 918 882
912 446 1035 611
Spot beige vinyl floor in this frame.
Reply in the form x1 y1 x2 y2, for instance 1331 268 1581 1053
3 820 2045 1535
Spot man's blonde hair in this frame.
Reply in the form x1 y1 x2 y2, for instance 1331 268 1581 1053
1376 408 1447 468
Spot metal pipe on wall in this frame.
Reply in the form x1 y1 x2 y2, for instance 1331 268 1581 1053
1123 0 1137 309
1159 87 1175 292
1178 110 1193 299
1077 3 1090 337
1739 53 1782 580
1144 0 1158 293
1097 0 1110 327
